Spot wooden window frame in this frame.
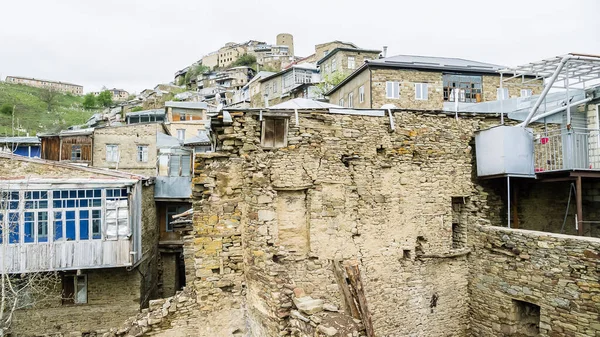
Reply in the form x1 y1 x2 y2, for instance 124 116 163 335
260 118 288 149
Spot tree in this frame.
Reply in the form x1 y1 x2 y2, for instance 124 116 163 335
38 89 60 112
231 54 256 68
183 64 210 85
0 104 13 116
315 72 350 96
96 90 113 107
82 93 97 110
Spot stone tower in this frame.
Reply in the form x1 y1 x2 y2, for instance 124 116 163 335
276 33 294 57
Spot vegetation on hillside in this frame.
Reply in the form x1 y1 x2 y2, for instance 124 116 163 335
231 54 257 69
181 64 210 85
0 82 95 135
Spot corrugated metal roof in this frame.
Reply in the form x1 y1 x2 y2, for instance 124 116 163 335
126 108 165 117
270 98 342 109
0 136 40 144
367 55 504 73
165 101 209 109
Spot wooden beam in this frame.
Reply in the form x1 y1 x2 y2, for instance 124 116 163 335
332 260 360 319
344 260 375 337
576 176 584 236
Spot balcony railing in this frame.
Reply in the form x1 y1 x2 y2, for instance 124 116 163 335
534 128 600 172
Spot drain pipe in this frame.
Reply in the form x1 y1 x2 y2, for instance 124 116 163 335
387 108 395 131
521 55 572 127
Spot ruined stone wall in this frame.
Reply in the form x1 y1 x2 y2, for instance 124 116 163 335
469 225 600 336
194 110 498 336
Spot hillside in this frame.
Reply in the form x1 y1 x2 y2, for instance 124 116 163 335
0 82 94 135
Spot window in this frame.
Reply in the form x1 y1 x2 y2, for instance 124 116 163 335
323 50 329 57
386 81 400 99
166 205 188 232
137 145 148 162
359 86 365 103
497 88 509 100
324 64 330 74
70 145 81 161
62 274 87 305
415 83 429 100
177 129 185 141
348 56 355 70
339 98 345 107
106 145 118 162
261 118 287 148
520 89 532 97
348 93 354 108
168 154 191 177
273 81 277 93
53 189 106 241
179 113 187 121
331 58 337 72
443 74 482 103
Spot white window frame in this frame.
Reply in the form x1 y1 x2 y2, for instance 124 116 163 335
359 86 365 103
177 129 185 141
331 58 337 73
520 89 532 97
339 98 345 107
348 92 354 108
386 81 400 99
105 145 119 163
348 56 355 70
137 145 148 162
415 83 429 100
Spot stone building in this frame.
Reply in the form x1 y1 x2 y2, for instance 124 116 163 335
314 41 358 62
317 47 381 76
4 76 83 95
164 101 211 143
0 153 158 335
325 54 542 109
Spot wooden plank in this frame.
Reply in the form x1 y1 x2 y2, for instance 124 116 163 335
332 260 360 319
344 260 375 337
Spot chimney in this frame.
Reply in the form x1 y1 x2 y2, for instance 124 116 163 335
383 46 388 58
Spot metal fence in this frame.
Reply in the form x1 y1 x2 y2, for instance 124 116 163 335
534 128 600 172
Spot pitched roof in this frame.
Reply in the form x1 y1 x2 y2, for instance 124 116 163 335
0 136 40 144
259 63 318 83
0 153 149 181
316 47 382 65
165 101 209 109
367 54 504 73
270 98 342 110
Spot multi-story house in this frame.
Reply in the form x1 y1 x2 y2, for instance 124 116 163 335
317 47 381 76
0 152 157 335
325 54 542 109
214 66 256 91
314 41 359 62
164 101 211 142
253 64 320 107
4 76 83 95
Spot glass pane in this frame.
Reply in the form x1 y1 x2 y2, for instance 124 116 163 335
65 211 76 240
38 212 48 242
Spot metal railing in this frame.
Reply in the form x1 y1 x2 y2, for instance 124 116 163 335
534 128 600 172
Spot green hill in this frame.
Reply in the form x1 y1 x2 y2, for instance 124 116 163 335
0 82 95 135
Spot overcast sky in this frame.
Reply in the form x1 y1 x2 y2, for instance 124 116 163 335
1 0 599 94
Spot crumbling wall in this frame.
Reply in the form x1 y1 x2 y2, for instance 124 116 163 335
207 110 494 336
469 224 600 336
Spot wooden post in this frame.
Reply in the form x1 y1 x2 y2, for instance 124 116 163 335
333 260 360 319
576 176 583 236
344 260 375 337
512 182 519 229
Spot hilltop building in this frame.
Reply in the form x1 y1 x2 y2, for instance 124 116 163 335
4 76 83 95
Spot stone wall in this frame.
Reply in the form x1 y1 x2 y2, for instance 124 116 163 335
11 268 141 336
93 123 163 176
185 109 499 336
469 225 600 336
371 68 444 110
